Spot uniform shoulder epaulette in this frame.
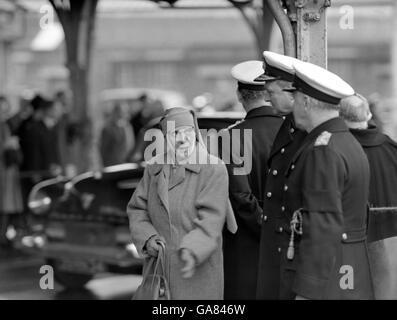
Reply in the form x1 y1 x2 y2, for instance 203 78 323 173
314 131 332 146
221 119 244 132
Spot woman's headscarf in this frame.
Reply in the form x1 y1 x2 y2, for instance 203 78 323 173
156 107 237 234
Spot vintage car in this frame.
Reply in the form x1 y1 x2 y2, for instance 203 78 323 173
17 112 244 289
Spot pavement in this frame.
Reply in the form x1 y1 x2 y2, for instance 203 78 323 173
0 248 142 300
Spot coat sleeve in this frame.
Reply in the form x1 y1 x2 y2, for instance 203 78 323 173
292 147 345 299
226 163 262 239
179 164 228 265
126 167 159 256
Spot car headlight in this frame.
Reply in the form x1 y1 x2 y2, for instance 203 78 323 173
28 190 52 215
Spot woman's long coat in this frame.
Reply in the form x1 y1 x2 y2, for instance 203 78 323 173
127 157 234 300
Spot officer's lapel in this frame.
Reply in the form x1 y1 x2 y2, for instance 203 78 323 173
284 135 312 176
269 120 294 162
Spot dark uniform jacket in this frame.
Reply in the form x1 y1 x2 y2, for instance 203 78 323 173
350 125 397 242
282 117 373 300
223 106 282 299
257 113 307 299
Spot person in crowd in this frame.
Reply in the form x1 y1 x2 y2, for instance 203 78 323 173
256 52 307 299
100 103 135 167
222 61 282 299
281 61 373 299
130 93 148 137
340 93 397 299
372 98 397 142
53 90 76 176
20 95 62 183
0 96 23 248
127 107 237 300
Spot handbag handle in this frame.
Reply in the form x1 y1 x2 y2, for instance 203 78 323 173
151 242 166 287
141 240 165 280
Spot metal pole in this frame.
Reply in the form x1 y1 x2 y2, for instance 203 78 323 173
392 0 397 99
295 0 330 68
0 41 6 93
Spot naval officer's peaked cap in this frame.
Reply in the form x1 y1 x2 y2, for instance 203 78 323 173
261 51 302 82
231 60 268 91
286 61 355 105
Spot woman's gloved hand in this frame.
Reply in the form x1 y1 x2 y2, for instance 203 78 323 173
180 249 196 279
145 235 165 257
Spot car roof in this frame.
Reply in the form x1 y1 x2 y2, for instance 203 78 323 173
99 88 187 109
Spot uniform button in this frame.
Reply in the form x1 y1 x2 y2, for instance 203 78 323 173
266 192 272 198
291 164 295 170
278 247 282 253
284 185 288 191
263 215 268 221
281 148 285 154
290 128 295 134
281 206 285 212
342 233 347 240
279 227 283 233
272 170 278 176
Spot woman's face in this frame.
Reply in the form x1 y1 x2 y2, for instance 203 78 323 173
167 125 196 161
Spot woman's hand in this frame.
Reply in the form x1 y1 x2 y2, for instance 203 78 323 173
180 249 196 279
145 236 165 257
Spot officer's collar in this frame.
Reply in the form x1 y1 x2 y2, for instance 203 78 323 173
349 124 387 147
305 117 348 142
286 117 347 172
245 105 278 119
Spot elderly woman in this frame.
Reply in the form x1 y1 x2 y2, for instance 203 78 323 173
127 107 236 300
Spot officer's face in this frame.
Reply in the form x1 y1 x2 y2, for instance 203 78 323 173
264 81 294 114
292 91 309 131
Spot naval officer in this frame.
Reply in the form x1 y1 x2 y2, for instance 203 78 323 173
223 60 282 299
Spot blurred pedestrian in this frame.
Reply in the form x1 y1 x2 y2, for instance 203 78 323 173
53 90 77 176
372 98 397 142
100 103 135 166
130 93 148 137
0 96 23 248
127 107 237 300
19 95 62 204
340 93 397 299
222 61 282 299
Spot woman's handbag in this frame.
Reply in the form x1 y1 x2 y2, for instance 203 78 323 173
133 242 170 300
